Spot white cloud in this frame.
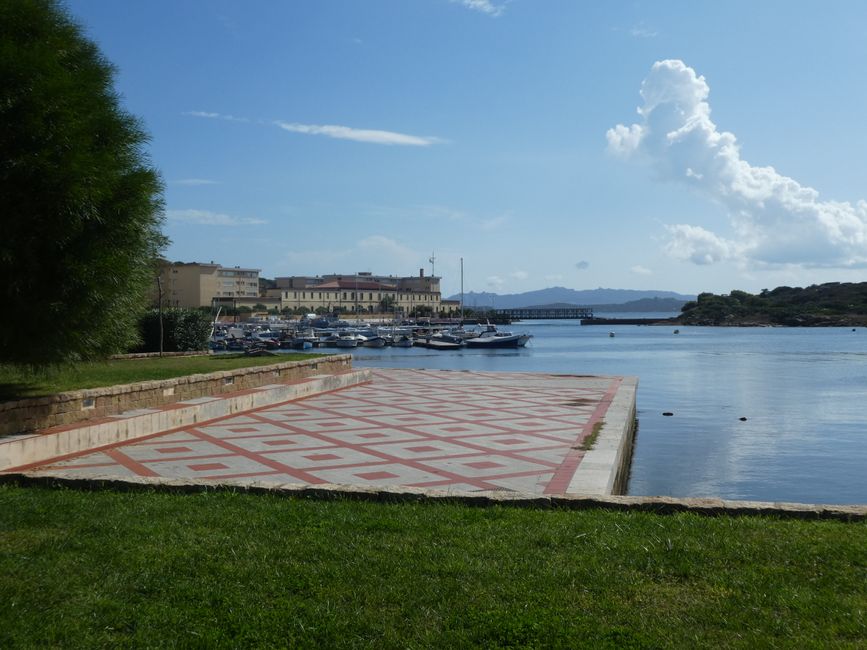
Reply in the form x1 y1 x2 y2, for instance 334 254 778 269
630 265 653 275
478 215 508 231
166 209 266 226
280 236 423 274
173 178 218 186
608 59 867 268
183 111 249 123
510 270 528 280
664 224 734 265
486 275 505 289
357 235 421 266
453 0 505 17
185 111 443 147
274 121 442 146
629 24 658 38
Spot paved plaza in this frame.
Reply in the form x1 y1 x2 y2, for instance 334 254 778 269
13 369 633 495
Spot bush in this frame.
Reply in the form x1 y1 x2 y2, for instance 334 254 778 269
136 309 211 353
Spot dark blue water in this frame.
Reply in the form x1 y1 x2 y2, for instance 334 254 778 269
345 320 867 505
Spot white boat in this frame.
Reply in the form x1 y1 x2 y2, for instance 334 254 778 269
464 324 531 349
392 335 414 348
335 334 360 348
363 336 387 348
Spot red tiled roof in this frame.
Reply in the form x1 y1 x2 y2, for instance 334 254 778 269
316 280 397 290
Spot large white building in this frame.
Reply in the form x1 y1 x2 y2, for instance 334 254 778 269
269 270 455 314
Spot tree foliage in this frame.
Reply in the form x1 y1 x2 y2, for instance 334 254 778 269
679 283 867 325
136 309 211 353
0 0 166 364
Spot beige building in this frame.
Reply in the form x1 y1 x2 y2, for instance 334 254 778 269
270 270 456 315
157 262 261 308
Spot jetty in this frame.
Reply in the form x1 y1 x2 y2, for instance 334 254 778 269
2 365 638 497
496 307 594 320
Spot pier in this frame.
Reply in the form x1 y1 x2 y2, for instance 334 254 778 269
4 368 638 497
496 307 594 320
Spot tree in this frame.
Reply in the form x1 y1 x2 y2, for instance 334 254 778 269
137 308 210 353
0 0 166 365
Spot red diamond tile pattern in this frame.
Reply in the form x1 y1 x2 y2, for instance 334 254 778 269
19 369 621 495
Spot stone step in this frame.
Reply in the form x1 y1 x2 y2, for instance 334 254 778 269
0 369 372 472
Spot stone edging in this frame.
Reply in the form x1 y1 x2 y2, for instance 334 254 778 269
0 355 351 436
2 473 864 522
110 351 211 360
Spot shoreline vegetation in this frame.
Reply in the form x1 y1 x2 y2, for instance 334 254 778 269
583 282 867 327
676 282 867 327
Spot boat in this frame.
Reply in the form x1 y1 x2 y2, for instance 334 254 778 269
463 323 531 349
392 334 414 348
416 337 463 350
334 334 361 348
363 336 387 348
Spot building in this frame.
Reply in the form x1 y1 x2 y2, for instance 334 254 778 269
156 261 261 308
269 270 457 315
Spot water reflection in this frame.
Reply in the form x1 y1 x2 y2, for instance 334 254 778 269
349 320 867 504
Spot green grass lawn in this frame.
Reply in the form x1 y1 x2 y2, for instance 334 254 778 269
0 353 327 399
1 484 865 648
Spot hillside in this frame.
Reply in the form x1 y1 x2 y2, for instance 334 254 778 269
450 287 695 310
524 297 687 313
677 283 867 326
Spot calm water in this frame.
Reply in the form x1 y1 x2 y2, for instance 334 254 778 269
343 318 867 505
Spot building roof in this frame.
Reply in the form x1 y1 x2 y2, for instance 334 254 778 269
316 279 397 291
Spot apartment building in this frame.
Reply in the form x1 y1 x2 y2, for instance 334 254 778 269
157 261 261 308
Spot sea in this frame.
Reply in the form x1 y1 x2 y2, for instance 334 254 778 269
341 314 867 505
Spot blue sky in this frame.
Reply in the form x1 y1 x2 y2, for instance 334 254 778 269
65 0 867 297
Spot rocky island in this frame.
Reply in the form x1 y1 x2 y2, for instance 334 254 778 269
675 282 867 327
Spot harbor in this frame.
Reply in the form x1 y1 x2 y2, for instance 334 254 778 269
209 315 534 352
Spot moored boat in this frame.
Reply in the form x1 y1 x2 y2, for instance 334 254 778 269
464 324 531 348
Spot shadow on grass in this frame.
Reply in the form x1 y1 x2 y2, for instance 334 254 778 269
0 382 45 401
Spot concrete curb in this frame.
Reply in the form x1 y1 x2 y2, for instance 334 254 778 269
0 369 372 472
2 472 864 522
567 376 638 495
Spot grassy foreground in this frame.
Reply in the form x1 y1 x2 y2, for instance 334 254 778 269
0 353 325 399
1 485 865 648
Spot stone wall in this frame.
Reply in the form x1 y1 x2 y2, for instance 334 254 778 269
0 355 351 437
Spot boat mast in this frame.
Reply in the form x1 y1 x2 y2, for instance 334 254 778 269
460 257 464 324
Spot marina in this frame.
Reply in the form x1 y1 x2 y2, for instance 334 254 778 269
208 316 534 352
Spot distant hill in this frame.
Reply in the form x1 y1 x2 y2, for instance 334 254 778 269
449 287 695 310
525 297 688 313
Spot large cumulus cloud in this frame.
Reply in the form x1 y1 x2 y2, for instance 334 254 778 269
607 59 867 268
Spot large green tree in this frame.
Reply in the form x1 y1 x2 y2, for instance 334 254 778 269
0 0 167 365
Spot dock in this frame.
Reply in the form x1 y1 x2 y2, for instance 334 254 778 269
3 369 638 497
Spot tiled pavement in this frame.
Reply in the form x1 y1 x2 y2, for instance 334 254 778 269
15 369 625 495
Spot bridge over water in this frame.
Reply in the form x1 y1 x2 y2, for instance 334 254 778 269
495 307 594 320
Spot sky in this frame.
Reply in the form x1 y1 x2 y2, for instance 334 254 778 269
64 0 867 297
